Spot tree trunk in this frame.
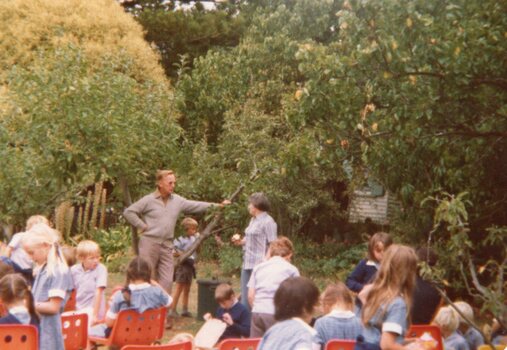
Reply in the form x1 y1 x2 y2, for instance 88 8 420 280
119 176 138 255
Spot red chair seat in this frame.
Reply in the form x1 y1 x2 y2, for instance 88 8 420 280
89 307 166 348
218 338 261 350
325 339 356 350
0 324 38 350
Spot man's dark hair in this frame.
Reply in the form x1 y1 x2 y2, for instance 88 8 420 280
249 192 270 212
274 276 320 321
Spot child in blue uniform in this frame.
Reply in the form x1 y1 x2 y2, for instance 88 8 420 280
454 301 484 350
0 273 39 328
22 223 71 350
89 256 172 338
358 244 422 350
433 306 470 350
258 276 320 350
314 282 362 349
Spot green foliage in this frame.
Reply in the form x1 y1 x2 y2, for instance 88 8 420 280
0 46 181 224
92 225 132 272
123 0 247 79
423 192 506 325
218 244 243 276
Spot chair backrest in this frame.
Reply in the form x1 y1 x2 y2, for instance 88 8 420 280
64 289 77 312
0 324 38 350
477 346 506 350
218 338 261 350
325 339 357 350
121 341 193 350
407 325 444 350
109 307 167 347
62 313 88 350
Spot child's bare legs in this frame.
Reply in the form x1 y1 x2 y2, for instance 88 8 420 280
181 282 192 317
170 283 184 315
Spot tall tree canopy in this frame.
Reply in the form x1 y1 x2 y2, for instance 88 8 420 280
0 0 181 224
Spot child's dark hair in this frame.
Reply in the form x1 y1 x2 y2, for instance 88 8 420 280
215 283 235 303
0 261 15 280
123 257 152 305
367 232 393 261
0 274 39 323
274 276 320 321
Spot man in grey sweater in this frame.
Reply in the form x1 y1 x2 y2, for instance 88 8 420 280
124 169 229 294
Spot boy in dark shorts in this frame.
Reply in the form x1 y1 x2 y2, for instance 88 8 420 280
170 217 199 317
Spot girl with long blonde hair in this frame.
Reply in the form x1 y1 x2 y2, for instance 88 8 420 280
358 244 420 350
22 223 71 350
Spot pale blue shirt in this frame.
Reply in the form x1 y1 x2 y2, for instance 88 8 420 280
361 297 408 345
243 212 277 269
463 327 484 350
247 256 299 314
71 263 108 319
314 310 363 347
445 331 470 350
259 318 318 350
174 234 198 260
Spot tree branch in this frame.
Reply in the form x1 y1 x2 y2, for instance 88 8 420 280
174 168 260 266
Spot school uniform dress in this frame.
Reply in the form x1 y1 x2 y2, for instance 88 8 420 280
173 235 197 283
346 259 379 293
359 296 408 350
216 301 251 340
462 327 484 350
247 256 300 337
89 283 172 338
0 306 39 329
445 331 470 350
32 264 71 350
70 263 108 321
314 310 363 348
258 317 319 350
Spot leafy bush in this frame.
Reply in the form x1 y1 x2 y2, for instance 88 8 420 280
92 226 132 272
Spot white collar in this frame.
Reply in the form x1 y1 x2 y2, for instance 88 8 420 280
9 305 29 314
128 282 151 291
366 260 378 266
327 309 356 318
292 317 317 335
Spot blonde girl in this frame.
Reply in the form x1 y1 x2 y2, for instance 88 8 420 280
0 274 39 327
314 282 362 348
22 223 71 350
358 244 420 350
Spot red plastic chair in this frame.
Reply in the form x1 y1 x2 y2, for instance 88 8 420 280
64 289 77 312
218 338 261 350
89 307 167 348
121 341 193 350
62 313 88 350
0 324 38 350
406 325 444 350
0 301 7 317
325 339 357 350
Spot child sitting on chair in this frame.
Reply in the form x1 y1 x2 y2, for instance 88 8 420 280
0 274 39 327
89 257 172 338
314 282 362 348
453 301 484 350
433 306 470 350
204 283 251 341
70 240 108 326
258 276 320 350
